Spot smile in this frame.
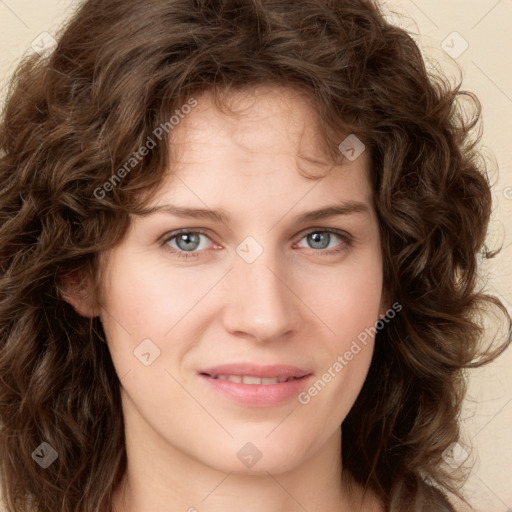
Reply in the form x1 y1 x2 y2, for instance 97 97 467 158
203 374 300 384
198 365 313 407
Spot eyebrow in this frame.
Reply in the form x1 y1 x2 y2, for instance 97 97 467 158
138 201 370 224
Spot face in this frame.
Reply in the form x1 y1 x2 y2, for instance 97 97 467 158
93 87 386 475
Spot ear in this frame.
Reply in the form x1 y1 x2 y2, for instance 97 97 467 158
58 272 99 318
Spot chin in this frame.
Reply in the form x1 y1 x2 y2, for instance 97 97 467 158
198 434 313 476
212 455 306 476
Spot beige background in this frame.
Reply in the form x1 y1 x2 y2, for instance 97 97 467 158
1 1 511 511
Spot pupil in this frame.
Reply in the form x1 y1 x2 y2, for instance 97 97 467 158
177 233 199 251
309 232 329 249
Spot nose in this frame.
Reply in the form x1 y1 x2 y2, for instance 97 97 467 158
220 244 300 343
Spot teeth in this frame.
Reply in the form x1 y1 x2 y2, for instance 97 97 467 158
242 376 263 384
210 374 295 385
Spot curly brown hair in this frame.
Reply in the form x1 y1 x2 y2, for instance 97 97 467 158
0 0 510 511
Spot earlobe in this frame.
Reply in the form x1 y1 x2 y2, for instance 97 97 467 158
58 273 99 318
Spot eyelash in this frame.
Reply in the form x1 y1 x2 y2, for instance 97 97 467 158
161 228 353 259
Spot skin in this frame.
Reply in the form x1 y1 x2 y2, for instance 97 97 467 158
68 86 387 511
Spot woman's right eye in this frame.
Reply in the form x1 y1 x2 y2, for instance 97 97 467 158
162 230 215 258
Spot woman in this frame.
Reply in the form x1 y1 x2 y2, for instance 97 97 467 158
0 0 510 511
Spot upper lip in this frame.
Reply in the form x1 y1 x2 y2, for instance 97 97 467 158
199 363 312 379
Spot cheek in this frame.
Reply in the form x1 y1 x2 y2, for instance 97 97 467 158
100 255 210 339
304 250 383 347
98 252 225 384
296 248 382 409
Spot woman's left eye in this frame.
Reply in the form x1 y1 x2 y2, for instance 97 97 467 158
295 229 352 254
161 228 352 259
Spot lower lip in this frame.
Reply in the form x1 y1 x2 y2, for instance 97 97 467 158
199 374 313 407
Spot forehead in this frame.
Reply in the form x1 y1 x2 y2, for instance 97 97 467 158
169 86 363 171
148 86 373 215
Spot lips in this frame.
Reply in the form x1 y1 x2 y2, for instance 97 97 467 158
199 363 311 381
205 375 297 384
198 363 313 407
